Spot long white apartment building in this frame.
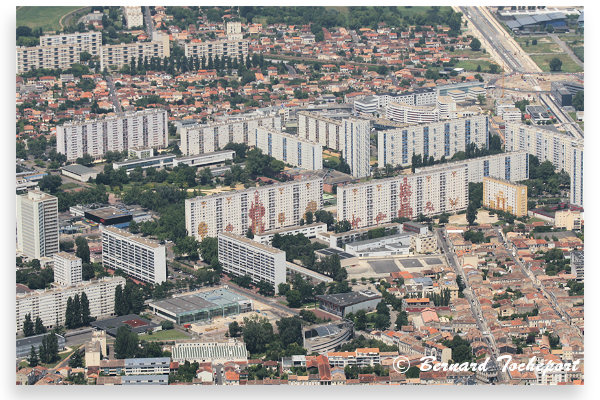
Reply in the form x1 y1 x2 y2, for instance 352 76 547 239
101 226 167 284
184 39 249 60
505 122 584 207
186 176 323 240
337 164 468 229
378 114 489 168
297 111 344 151
218 232 286 291
16 276 125 333
415 150 529 183
101 40 168 70
123 6 144 29
386 102 440 124
179 114 281 155
354 88 438 114
53 252 82 286
56 109 168 161
16 190 59 259
255 127 323 170
17 31 102 74
343 118 371 178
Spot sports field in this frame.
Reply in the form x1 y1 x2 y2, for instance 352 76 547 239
16 6 84 32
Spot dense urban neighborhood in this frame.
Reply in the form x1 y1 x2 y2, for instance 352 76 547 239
15 5 584 386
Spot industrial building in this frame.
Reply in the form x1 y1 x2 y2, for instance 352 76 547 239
85 206 133 227
551 81 584 107
316 290 382 317
148 288 253 325
61 164 98 182
90 313 160 336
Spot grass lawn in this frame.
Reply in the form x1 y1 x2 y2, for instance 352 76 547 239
138 329 191 341
453 59 497 72
515 37 562 54
16 6 84 32
568 111 584 130
452 49 491 59
572 46 584 62
529 54 583 73
60 182 80 190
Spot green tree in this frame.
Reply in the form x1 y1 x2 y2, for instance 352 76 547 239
80 292 92 325
38 175 62 194
354 309 368 331
470 38 481 51
395 311 409 330
246 228 255 239
228 321 242 337
572 91 584 111
286 290 302 308
466 203 477 226
405 366 420 378
75 236 90 263
23 313 34 337
276 316 303 347
69 350 84 368
28 346 39 367
305 211 314 224
114 325 139 359
549 57 562 72
34 316 47 335
242 315 274 354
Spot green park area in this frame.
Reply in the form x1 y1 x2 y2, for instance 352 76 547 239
529 53 583 73
16 6 85 32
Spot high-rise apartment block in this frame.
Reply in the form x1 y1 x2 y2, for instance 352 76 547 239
337 164 468 229
101 226 167 284
504 122 584 207
100 40 168 70
184 39 249 60
570 250 584 282
343 118 371 178
16 276 125 333
123 6 144 29
415 150 529 183
378 115 489 168
16 190 59 259
186 177 323 240
255 127 323 170
225 20 243 41
354 88 438 114
297 111 344 151
218 232 286 291
56 109 168 161
483 177 528 217
16 31 102 74
179 114 281 155
53 252 83 286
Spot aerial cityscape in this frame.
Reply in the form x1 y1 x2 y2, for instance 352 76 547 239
15 5 584 386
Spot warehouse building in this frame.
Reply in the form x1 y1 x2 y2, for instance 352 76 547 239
61 164 98 182
171 341 249 363
85 206 133 227
148 288 252 325
316 290 382 317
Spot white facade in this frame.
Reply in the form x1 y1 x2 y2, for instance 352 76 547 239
386 102 440 124
53 252 83 286
101 40 167 70
255 127 323 170
297 111 344 151
415 150 529 183
337 164 468 229
186 177 323 240
179 114 281 155
16 276 125 333
16 190 59 259
378 114 489 168
253 222 328 245
354 89 438 115
225 20 243 41
56 109 168 161
218 232 287 291
505 122 584 207
437 96 457 119
122 6 144 29
17 32 102 74
342 118 371 178
184 39 248 60
101 226 167 284
172 150 235 167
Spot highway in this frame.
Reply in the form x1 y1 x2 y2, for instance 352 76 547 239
539 93 584 139
436 228 506 383
459 6 539 74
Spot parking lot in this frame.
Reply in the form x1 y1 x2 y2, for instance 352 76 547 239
346 255 448 280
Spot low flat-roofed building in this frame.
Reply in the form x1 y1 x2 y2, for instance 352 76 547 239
554 209 582 231
16 333 66 359
61 164 98 182
315 223 403 249
286 262 333 284
314 247 359 268
85 206 132 227
113 154 176 171
148 287 252 325
122 375 168 385
172 150 235 168
171 340 249 364
316 290 382 317
253 222 327 245
344 233 413 257
90 313 160 337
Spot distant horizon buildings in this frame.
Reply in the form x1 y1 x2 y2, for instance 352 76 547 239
16 190 59 260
